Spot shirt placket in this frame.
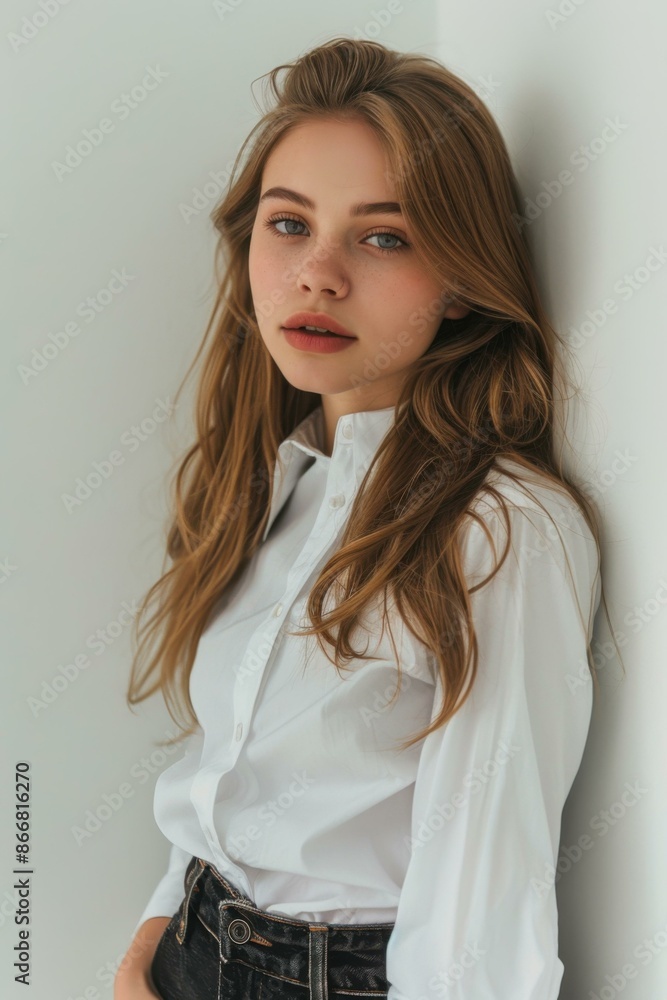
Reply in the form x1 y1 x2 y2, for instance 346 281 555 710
193 419 358 885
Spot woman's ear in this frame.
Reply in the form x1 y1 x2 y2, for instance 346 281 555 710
443 300 471 320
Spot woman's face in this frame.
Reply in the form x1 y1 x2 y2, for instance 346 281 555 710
248 117 469 412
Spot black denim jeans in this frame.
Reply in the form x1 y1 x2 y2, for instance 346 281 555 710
150 856 395 999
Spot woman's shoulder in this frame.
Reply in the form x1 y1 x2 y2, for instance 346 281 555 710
469 456 591 530
460 456 598 580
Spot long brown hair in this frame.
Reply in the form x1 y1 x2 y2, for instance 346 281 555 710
126 37 620 752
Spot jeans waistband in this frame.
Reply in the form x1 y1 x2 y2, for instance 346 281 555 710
176 856 395 995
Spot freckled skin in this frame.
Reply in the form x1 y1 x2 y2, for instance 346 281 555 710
248 118 469 451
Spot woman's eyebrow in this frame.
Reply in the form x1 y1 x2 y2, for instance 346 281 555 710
258 186 403 217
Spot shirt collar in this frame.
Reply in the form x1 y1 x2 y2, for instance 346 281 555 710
261 404 396 543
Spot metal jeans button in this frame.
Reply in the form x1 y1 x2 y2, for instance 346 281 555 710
228 917 252 944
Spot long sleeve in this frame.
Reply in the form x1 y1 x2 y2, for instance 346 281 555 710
131 725 205 939
385 492 601 1000
131 841 193 939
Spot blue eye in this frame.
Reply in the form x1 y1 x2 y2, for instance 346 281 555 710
270 217 307 237
365 231 406 253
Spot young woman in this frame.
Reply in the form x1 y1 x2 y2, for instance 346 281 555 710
114 36 613 1000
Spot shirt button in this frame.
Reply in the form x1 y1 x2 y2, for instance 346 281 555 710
235 722 243 741
329 493 346 509
273 603 283 617
342 422 353 439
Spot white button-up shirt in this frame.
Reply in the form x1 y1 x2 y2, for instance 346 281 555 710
134 403 601 1000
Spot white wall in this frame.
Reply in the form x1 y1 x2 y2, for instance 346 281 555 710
2 1 663 998
432 3 666 999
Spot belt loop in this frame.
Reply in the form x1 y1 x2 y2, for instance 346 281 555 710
308 925 329 1000
175 858 206 945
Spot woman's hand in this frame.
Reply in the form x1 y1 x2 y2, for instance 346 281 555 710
114 916 172 999
114 979 161 1000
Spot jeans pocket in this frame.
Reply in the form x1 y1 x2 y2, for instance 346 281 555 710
151 903 221 1000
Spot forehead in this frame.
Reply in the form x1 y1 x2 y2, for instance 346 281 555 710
261 118 396 202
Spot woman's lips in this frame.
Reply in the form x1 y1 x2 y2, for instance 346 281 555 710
282 312 356 338
281 327 358 353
